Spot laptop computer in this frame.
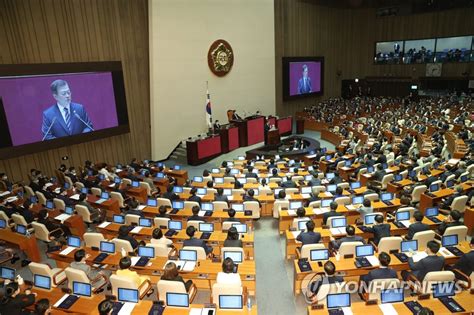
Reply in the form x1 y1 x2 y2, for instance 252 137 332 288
57 282 92 309
394 211 411 228
135 246 155 267
146 198 157 207
197 188 207 195
34 274 51 290
442 235 463 256
173 165 181 171
155 172 165 179
430 183 440 193
219 295 243 310
394 240 418 263
173 186 183 194
446 180 454 188
113 215 125 224
112 288 140 314
326 173 335 180
0 266 15 280
171 201 184 213
139 218 152 228
46 200 54 209
232 224 247 234
94 241 115 263
310 249 329 262
211 168 220 174
364 214 378 225
214 177 224 184
0 219 6 229
326 293 350 315
223 251 243 270
80 188 88 194
381 288 404 304
199 222 214 240
329 217 347 236
348 181 361 193
166 292 189 308
16 224 27 235
393 174 402 182
223 189 232 196
290 201 303 210
355 245 374 268
131 181 140 188
327 184 337 193
193 176 203 183
201 203 214 216
165 220 182 237
298 220 309 231
179 249 197 262
352 195 364 206
431 281 464 312
380 192 394 206
425 207 441 224
232 204 244 212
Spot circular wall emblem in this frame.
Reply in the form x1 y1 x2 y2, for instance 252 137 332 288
208 39 234 77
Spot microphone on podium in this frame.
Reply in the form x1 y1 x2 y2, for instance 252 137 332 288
73 110 94 131
42 117 56 141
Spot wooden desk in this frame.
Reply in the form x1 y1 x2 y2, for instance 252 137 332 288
0 228 41 262
321 130 344 146
266 129 281 145
165 169 189 186
386 179 414 194
419 182 473 212
87 195 120 216
30 205 86 237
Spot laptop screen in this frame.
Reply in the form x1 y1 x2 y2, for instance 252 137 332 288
0 219 6 229
172 201 184 209
166 292 189 307
16 224 27 235
0 267 15 280
223 189 232 196
113 215 125 224
232 224 247 233
68 236 81 248
118 288 139 303
214 177 224 184
46 200 54 209
98 174 105 181
352 196 363 205
290 201 303 210
301 187 312 194
232 204 244 211
173 186 183 193
219 295 243 309
326 173 335 180
380 193 393 201
305 175 313 181
274 188 283 196
368 166 374 173
174 165 181 170
396 211 410 221
73 281 92 297
425 207 439 217
100 192 110 200
212 168 220 174
64 182 70 189
202 203 214 211
401 240 418 252
446 180 454 188
179 250 197 261
237 178 247 184
168 221 182 230
114 177 121 184
65 206 74 215
350 182 361 189
199 223 214 232
310 249 329 261
382 163 388 170
381 289 404 304
345 160 352 167
138 246 155 258
327 293 351 309
327 185 337 192
34 274 51 290
100 241 115 253
230 169 239 175
80 188 88 194
364 214 377 225
430 184 439 192
298 220 309 231
394 174 402 181
146 199 157 207
442 235 458 247
139 218 152 227
155 172 165 178
432 282 456 298
321 199 332 207
193 176 203 183
197 188 207 195
460 175 468 183
223 251 243 264
332 218 347 228
356 245 374 257
30 196 38 203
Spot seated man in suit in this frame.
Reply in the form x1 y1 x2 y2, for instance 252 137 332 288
69 249 106 287
116 256 150 286
322 202 341 226
372 164 386 182
17 199 35 224
365 214 390 245
123 199 144 217
360 251 398 286
402 240 444 282
187 188 202 205
156 205 171 218
224 209 239 223
450 238 474 277
117 225 139 249
162 185 179 202
245 166 258 179
187 205 205 222
243 189 261 207
280 175 297 188
42 79 93 140
77 193 102 222
331 225 365 250
296 220 321 245
183 226 212 257
437 210 463 235
441 186 463 211
329 173 343 185
308 261 344 301
214 188 229 204
37 209 72 240
405 211 430 240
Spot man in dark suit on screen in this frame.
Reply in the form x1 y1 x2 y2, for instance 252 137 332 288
42 79 93 140
297 64 312 94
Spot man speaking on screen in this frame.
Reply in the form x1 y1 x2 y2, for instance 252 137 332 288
41 79 93 141
297 64 312 94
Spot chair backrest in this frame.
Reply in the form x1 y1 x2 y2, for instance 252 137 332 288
64 176 74 188
186 220 201 230
31 222 51 242
367 278 401 301
149 243 172 257
364 193 379 201
154 217 170 228
75 205 92 223
451 196 468 213
212 283 243 308
24 186 34 198
0 210 9 222
182 246 206 260
125 214 141 226
292 175 304 182
232 189 245 196
419 271 455 294
357 168 367 180
411 185 427 202
11 213 28 226
65 267 90 289
83 232 105 248
157 198 172 208
285 188 298 194
224 177 236 184
300 244 326 259
397 207 415 218
259 186 272 196
334 196 350 205
91 187 102 197
184 201 200 210
338 241 364 256
243 201 260 219
273 200 289 219
74 182 85 190
139 181 152 196
443 225 468 241
28 262 54 282
412 230 436 250
157 280 187 305
53 198 66 211
377 236 403 253
292 217 310 230
110 192 125 208
246 178 257 184
328 216 346 228
112 238 134 253
337 182 350 190
268 177 282 184
222 221 243 231
36 191 47 205
380 174 394 189
308 200 321 208
110 274 139 297
212 201 229 211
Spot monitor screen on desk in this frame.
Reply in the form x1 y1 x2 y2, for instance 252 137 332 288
113 215 125 224
173 186 183 193
352 196 363 205
172 201 184 209
46 200 54 209
131 181 139 188
73 281 92 297
100 241 115 254
179 249 197 261
34 274 51 290
80 188 88 194
401 240 418 252
327 185 337 193
350 182 361 189
168 220 182 230
223 251 243 264
230 169 239 175
364 214 377 225
232 204 244 212
146 198 157 207
0 267 15 280
356 245 374 257
100 192 110 200
0 219 6 229
430 183 439 192
118 288 139 303
138 246 155 258
212 168 220 174
425 207 439 217
223 189 232 196
219 295 243 309
290 201 302 210
237 178 247 185
432 282 456 298
193 176 203 183
331 217 346 228
310 249 329 261
199 222 214 232
327 293 350 309
326 173 335 180
396 211 410 221
68 236 81 248
16 224 27 235
166 292 189 307
65 206 74 215
380 192 393 201
114 177 121 184
381 288 404 304
298 220 309 231
139 218 152 227
202 203 213 211
214 177 224 184
232 224 247 233
155 172 165 178
321 199 332 208
442 235 458 247
197 188 207 195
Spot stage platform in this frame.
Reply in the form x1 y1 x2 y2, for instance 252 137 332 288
245 136 320 160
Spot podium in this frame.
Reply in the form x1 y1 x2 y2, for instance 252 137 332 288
233 115 265 147
219 125 240 153
296 119 305 134
266 129 281 146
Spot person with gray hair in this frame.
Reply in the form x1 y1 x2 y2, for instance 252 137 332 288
297 64 312 94
41 79 93 140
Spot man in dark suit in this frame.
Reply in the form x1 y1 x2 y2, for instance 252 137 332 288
451 238 474 276
77 193 102 221
117 225 139 249
405 211 430 240
243 189 261 207
245 166 259 179
42 80 93 140
437 210 463 235
365 214 390 245
360 251 398 285
187 188 202 205
214 188 229 204
223 209 239 223
123 199 144 217
329 173 343 185
297 64 312 95
280 175 297 188
322 202 341 226
162 185 179 202
402 241 445 282
296 221 321 245
183 226 212 256
187 206 205 222
332 225 365 250
441 186 463 210
308 261 344 299
372 164 386 182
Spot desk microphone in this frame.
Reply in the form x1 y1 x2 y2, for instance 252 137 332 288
73 110 95 131
41 117 56 141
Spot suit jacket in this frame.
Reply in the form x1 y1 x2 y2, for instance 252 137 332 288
296 231 321 245
188 195 202 205
322 211 340 226
437 221 463 235
70 261 100 280
162 191 179 202
280 181 297 188
298 77 312 94
118 234 139 249
334 235 365 249
183 237 212 255
453 250 474 276
366 223 391 245
365 267 398 283
408 255 445 281
214 195 229 204
42 103 93 140
223 239 243 248
406 222 430 240
187 215 205 222
0 293 36 315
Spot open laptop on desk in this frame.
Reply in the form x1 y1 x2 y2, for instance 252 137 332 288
432 282 464 313
96 192 110 204
380 192 394 206
219 295 243 310
380 288 404 304
134 246 155 267
112 288 139 314
441 235 463 257
199 203 214 217
346 196 363 211
113 214 126 225
138 217 152 228
223 250 242 272
33 274 51 291
310 249 329 264
231 204 244 212
146 198 157 207
171 201 184 214
55 206 75 222
348 181 361 194
59 235 81 256
0 266 15 280
300 186 312 199
232 223 247 235
94 241 115 263
329 217 347 236
326 293 351 315
55 281 92 310
199 222 214 240
394 240 417 263
0 219 7 229
355 244 378 268
425 207 441 224
394 210 411 228
165 220 182 237
166 292 189 308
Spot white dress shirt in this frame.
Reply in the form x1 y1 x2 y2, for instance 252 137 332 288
216 272 242 286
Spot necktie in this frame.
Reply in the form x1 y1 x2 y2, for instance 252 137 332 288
64 107 71 133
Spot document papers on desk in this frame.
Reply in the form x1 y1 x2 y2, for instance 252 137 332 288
313 208 330 215
165 260 196 272
96 199 106 204
398 220 411 228
411 251 428 263
301 193 311 199
137 205 146 210
330 227 346 236
69 194 80 200
189 308 217 315
366 255 380 267
55 213 71 223
341 307 353 315
118 302 136 315
439 247 455 258
130 226 143 234
59 246 76 256
98 221 111 228
287 210 297 216
378 303 398 315
54 294 71 308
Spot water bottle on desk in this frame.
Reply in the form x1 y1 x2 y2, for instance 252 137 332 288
247 296 252 311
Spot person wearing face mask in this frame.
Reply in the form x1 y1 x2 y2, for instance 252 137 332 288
0 173 13 191
37 209 71 242
65 167 78 182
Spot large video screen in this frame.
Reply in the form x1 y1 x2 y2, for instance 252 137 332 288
403 38 436 64
283 57 324 101
375 41 403 64
0 62 129 159
435 36 472 63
